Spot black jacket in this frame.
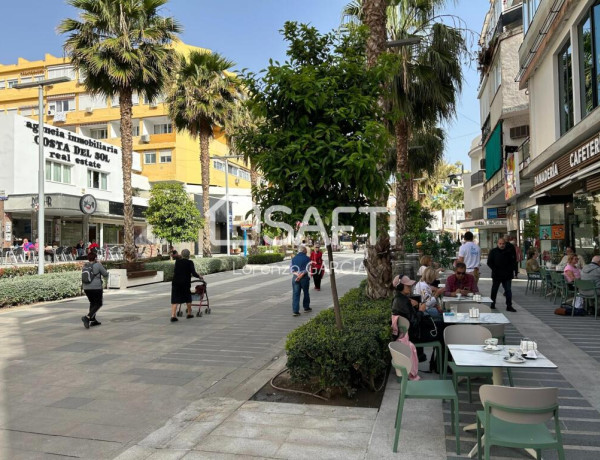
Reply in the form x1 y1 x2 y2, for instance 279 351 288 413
392 291 425 342
504 241 519 275
172 259 200 286
487 246 516 280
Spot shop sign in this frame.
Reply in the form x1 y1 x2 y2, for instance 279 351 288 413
486 207 507 219
79 194 97 215
473 219 507 227
504 150 520 199
534 131 600 190
24 120 118 170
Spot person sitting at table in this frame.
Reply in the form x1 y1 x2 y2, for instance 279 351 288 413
414 267 445 317
525 250 540 273
556 246 585 270
87 239 99 254
581 255 600 294
22 238 35 261
563 254 581 284
76 239 85 257
444 262 479 297
392 274 444 368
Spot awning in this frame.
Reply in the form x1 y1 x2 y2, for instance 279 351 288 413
531 161 600 198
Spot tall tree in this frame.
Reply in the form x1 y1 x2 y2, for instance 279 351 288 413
60 0 181 262
165 51 242 257
237 23 389 329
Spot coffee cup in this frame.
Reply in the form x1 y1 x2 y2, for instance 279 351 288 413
456 293 462 300
484 338 498 347
508 348 520 358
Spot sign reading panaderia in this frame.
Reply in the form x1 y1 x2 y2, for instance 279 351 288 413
24 120 118 170
534 163 559 187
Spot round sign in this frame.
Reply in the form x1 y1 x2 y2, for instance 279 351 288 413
79 194 97 215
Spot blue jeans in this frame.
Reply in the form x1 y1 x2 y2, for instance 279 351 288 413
292 274 310 313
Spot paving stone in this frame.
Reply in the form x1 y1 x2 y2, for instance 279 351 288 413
48 396 94 409
193 435 283 457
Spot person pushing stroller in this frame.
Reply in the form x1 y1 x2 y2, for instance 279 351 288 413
170 249 202 322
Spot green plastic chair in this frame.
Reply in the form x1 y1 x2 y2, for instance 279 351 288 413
396 316 442 377
443 325 493 403
549 271 570 304
573 279 599 319
476 385 565 460
525 270 541 294
538 266 548 297
388 341 460 454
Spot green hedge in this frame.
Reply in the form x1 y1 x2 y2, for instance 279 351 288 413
247 253 285 264
285 283 392 397
0 272 83 307
144 255 247 282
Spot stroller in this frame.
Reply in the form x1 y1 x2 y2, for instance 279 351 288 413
176 279 210 317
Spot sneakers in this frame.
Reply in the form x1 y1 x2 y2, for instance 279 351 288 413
186 314 194 319
292 312 301 317
506 306 517 312
81 316 90 329
304 308 313 312
170 316 178 322
90 319 101 327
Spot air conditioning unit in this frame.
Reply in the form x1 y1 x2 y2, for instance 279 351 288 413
85 107 93 114
47 108 55 116
149 101 158 108
140 134 150 143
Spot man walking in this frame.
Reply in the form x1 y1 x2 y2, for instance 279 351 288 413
488 238 517 312
504 234 519 278
457 231 481 284
290 245 312 317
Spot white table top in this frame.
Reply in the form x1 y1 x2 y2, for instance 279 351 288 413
447 344 557 369
443 312 510 324
442 296 493 304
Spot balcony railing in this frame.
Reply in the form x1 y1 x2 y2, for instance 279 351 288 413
518 137 530 171
483 168 504 202
471 170 485 187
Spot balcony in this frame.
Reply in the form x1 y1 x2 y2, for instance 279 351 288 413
483 168 504 202
471 207 484 220
471 170 485 187
518 137 530 171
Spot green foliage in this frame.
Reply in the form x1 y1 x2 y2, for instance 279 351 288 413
523 211 539 240
237 22 390 238
0 272 83 307
247 254 285 264
401 200 434 251
145 183 203 244
143 256 247 282
285 285 392 396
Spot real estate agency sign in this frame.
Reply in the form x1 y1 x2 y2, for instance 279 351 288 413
533 132 600 191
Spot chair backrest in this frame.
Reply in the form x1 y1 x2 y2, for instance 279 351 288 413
389 341 413 378
14 247 24 256
574 279 596 291
444 324 492 345
479 385 558 424
483 323 505 339
456 303 492 313
397 316 410 335
539 266 547 277
55 246 64 256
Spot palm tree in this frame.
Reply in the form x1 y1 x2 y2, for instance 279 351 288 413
59 0 181 262
166 50 242 257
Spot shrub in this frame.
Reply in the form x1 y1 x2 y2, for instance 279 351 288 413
143 256 247 282
0 272 83 307
247 253 285 264
285 285 392 397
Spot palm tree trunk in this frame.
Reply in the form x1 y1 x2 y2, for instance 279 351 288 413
395 118 410 254
119 88 135 263
363 0 393 300
200 121 212 257
326 243 343 330
250 162 260 249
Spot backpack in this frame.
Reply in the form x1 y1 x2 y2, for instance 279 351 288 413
82 263 97 284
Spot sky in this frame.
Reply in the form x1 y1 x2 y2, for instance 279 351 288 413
0 0 490 169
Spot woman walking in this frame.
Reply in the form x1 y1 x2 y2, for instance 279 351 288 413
170 249 201 322
81 251 109 328
310 244 325 291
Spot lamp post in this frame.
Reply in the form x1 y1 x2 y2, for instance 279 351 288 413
14 76 70 274
209 154 243 256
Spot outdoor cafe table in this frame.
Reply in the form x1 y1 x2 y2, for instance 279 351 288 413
448 344 558 458
442 312 510 324
441 296 493 306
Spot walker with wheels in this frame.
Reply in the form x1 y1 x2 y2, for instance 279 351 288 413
176 279 210 317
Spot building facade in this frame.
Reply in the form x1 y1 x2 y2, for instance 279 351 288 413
518 0 600 264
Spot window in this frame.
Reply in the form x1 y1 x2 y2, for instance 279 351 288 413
558 40 574 135
7 79 18 88
88 170 108 190
132 125 140 136
34 75 45 82
0 80 5 90
159 150 172 163
47 65 75 80
144 151 156 164
49 99 75 113
213 160 226 171
523 0 542 35
90 127 108 139
45 160 71 184
578 3 600 118
20 76 32 85
153 123 173 134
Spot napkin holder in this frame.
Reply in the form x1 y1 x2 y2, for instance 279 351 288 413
469 307 480 318
520 339 537 353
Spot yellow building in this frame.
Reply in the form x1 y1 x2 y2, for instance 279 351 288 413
0 41 251 190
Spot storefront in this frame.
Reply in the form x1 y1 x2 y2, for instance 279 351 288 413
0 113 150 249
526 130 600 264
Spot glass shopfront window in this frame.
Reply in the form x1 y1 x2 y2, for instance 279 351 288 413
572 192 600 262
538 204 566 267
519 205 539 269
103 224 121 244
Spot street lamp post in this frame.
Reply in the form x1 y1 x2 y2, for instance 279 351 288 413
209 154 243 256
14 76 70 274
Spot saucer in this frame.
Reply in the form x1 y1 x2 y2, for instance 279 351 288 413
483 345 500 351
504 356 526 364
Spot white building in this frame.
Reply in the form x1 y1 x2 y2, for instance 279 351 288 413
0 113 150 249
